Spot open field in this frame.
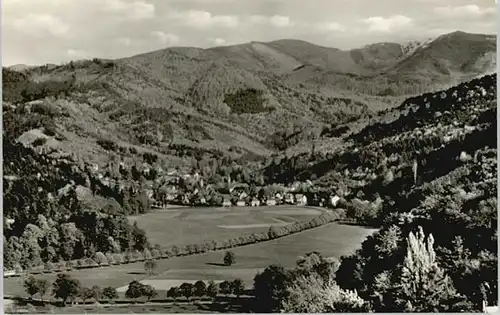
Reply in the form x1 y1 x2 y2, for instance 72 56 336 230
128 206 327 247
4 220 376 298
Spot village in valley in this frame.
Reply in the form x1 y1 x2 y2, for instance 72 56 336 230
62 158 343 210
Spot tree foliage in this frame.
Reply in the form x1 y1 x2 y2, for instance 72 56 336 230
223 251 236 266
52 274 81 305
102 286 118 301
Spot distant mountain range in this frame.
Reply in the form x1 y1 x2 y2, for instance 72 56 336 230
3 31 497 168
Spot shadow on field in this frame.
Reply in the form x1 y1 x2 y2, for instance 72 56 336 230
205 296 254 313
127 271 146 275
337 220 379 229
205 262 228 267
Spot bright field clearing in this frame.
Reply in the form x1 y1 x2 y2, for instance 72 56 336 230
127 206 327 247
4 221 377 298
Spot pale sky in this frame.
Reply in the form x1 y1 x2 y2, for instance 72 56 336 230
1 0 497 66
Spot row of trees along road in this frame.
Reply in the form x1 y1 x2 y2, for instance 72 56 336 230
166 279 245 301
23 274 118 305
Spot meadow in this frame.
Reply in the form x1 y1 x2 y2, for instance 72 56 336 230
128 206 327 247
4 206 376 299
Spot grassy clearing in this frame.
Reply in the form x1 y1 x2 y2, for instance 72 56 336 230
4 211 376 299
129 206 324 247
143 222 377 289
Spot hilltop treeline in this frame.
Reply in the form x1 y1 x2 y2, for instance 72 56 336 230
2 68 95 104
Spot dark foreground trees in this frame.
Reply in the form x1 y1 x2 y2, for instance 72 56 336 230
194 280 207 298
231 279 245 298
102 286 118 301
167 286 180 300
378 227 467 312
125 281 144 302
253 265 293 313
206 281 219 298
52 274 81 305
179 282 194 301
125 280 157 302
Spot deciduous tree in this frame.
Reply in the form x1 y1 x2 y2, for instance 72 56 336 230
231 279 245 298
52 274 81 305
125 280 144 303
167 286 180 300
24 276 40 299
206 281 219 298
194 280 207 298
179 282 194 301
142 284 157 301
223 251 235 266
102 287 118 301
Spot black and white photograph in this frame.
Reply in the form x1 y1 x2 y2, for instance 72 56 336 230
1 0 498 313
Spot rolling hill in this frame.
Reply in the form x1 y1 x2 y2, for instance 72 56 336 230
2 31 496 171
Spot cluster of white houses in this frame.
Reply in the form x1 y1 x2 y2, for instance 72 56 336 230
219 189 341 208
82 162 344 209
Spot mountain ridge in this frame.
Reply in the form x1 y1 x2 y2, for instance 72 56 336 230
2 31 496 170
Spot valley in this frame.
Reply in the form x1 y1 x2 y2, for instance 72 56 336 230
3 30 497 313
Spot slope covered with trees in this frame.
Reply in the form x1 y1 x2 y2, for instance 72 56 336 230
252 73 497 312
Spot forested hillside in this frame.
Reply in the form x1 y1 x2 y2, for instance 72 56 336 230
253 73 497 312
2 32 497 312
